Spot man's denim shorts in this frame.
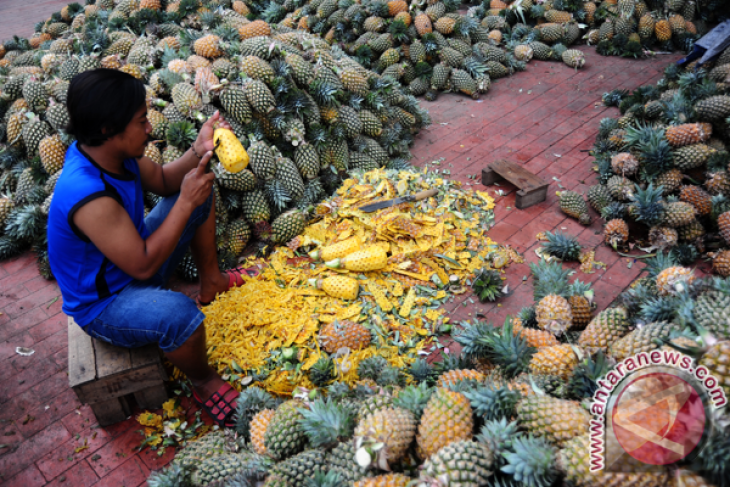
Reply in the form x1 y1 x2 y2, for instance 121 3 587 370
82 191 212 353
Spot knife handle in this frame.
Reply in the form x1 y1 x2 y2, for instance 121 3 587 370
413 188 439 201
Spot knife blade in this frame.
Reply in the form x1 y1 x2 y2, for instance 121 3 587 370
358 188 439 213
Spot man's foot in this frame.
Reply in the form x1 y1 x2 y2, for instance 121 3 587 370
197 266 260 306
192 377 240 428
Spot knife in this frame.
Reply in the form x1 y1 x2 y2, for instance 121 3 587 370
358 188 439 213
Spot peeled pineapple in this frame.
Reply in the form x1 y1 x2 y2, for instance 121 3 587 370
325 246 388 272
309 275 360 300
214 127 249 173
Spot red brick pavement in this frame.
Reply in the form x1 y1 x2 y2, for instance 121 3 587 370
1 45 708 486
0 0 72 40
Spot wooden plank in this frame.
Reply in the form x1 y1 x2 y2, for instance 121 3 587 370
93 337 132 379
68 316 97 388
134 383 169 410
91 396 131 427
72 363 165 405
130 345 168 381
490 160 546 191
482 160 548 209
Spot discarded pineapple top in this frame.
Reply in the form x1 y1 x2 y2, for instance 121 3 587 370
204 167 517 396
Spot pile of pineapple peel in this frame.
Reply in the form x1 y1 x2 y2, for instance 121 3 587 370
204 167 519 396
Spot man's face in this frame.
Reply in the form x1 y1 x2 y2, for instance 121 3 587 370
111 103 151 159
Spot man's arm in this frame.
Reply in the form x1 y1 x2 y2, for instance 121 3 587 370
74 153 215 280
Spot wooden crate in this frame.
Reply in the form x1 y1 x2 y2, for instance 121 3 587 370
482 159 549 209
67 316 169 426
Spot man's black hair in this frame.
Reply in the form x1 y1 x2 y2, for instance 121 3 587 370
66 69 146 147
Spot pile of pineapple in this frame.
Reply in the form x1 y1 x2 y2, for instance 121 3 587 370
260 0 592 101
552 54 730 275
0 0 433 279
146 253 730 487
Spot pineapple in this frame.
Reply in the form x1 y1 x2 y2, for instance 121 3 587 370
695 96 730 121
529 344 581 380
318 320 371 353
558 191 590 225
353 474 411 487
664 201 697 227
309 236 361 262
355 407 416 466
516 395 589 448
578 307 632 355
568 281 593 330
214 128 249 173
193 35 223 59
561 49 585 69
420 440 494 486
609 321 680 361
416 388 473 459
248 139 276 181
587 184 613 214
655 19 672 42
604 218 629 248
513 317 560 348
436 369 486 388
309 276 360 300
679 185 712 216
656 266 696 296
719 211 730 244
325 246 388 272
244 79 276 114
535 294 573 335
611 152 639 176
250 408 275 455
559 435 670 487
271 209 305 244
38 134 67 175
227 218 251 255
665 122 712 147
673 144 717 171
263 400 308 460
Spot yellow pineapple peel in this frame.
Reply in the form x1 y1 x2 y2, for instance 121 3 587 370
199 168 511 396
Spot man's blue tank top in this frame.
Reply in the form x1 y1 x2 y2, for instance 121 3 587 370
47 142 150 326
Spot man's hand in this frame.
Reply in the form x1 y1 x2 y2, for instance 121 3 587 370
194 111 233 155
180 150 215 210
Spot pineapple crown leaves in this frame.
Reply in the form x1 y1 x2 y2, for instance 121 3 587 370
567 350 613 400
638 295 679 323
146 464 187 487
500 435 557 487
471 268 504 302
518 307 538 328
668 243 698 267
463 383 521 422
691 424 730 486
629 183 665 226
388 20 410 43
233 385 281 438
644 251 679 279
304 471 346 487
309 357 336 387
456 318 535 379
296 397 356 449
602 89 629 108
357 356 388 382
392 382 433 420
637 133 673 181
375 365 405 388
540 231 582 262
407 357 432 384
309 78 341 107
166 120 198 149
476 417 522 463
530 259 571 301
600 201 627 222
326 381 352 401
4 204 46 242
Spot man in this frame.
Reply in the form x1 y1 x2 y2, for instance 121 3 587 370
48 69 251 427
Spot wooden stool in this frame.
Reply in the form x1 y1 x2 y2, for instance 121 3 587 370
482 159 549 209
67 316 169 426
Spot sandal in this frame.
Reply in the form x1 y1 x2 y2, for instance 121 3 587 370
192 382 239 428
196 266 260 307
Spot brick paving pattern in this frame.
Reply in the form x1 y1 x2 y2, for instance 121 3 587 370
0 5 702 484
